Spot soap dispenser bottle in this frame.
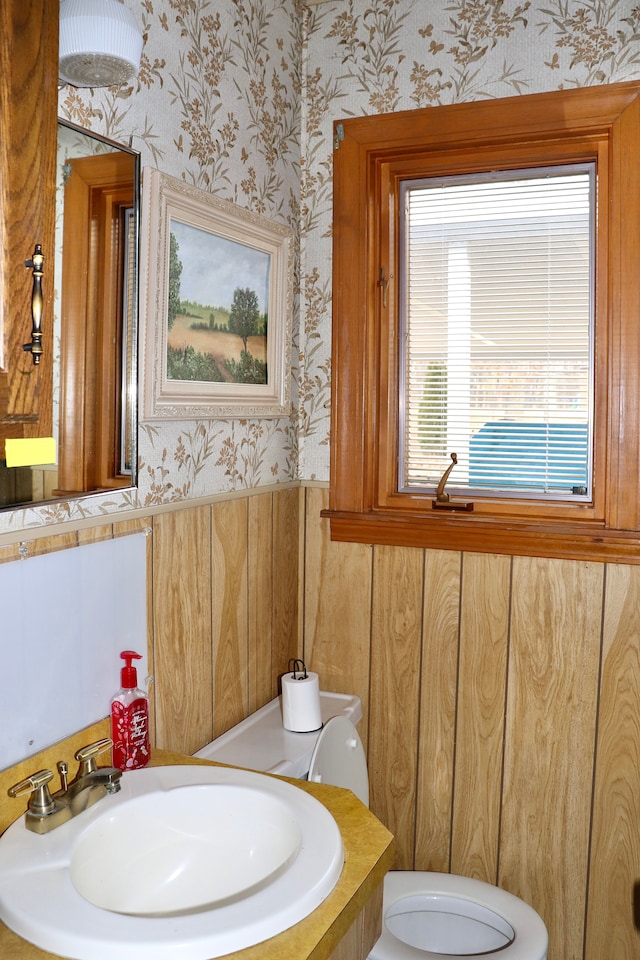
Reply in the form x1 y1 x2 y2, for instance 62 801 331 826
110 650 150 771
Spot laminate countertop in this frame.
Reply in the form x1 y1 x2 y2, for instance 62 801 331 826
0 746 394 960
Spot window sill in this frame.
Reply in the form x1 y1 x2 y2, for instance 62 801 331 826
323 509 640 564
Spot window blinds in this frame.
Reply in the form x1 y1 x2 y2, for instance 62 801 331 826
399 165 594 499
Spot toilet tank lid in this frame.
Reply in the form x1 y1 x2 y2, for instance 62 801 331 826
193 692 363 780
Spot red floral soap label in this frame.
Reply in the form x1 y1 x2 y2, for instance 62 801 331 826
111 698 150 770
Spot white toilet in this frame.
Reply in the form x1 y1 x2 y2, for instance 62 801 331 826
195 693 548 960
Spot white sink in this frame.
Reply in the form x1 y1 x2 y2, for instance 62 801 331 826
0 765 344 959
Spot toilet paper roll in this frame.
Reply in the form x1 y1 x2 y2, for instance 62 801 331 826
281 670 322 732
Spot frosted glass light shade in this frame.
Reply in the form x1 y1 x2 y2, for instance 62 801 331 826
59 0 143 87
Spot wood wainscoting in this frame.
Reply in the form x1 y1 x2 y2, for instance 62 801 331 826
3 483 639 959
302 486 640 960
151 487 301 752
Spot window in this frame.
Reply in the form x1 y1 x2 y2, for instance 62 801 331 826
400 166 594 500
326 82 640 562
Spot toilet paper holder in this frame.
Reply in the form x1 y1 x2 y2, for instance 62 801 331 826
289 658 308 680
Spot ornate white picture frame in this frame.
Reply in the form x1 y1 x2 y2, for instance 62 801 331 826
140 167 293 419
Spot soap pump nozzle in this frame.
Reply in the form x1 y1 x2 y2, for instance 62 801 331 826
120 650 142 690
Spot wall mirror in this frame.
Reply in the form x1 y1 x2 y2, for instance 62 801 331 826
0 120 140 509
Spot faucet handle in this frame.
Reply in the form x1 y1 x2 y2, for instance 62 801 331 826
75 738 113 777
8 770 56 815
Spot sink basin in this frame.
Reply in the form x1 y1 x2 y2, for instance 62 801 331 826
71 782 303 916
0 764 344 959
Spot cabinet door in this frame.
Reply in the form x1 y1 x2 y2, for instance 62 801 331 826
0 0 57 457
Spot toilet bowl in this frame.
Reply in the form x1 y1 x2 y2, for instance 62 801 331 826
370 871 547 960
195 694 548 960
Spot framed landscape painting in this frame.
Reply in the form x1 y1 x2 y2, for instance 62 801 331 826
140 167 293 419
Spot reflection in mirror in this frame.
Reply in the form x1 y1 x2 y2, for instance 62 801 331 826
0 121 139 509
57 121 139 497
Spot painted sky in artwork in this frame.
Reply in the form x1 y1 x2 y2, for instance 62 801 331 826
170 219 270 314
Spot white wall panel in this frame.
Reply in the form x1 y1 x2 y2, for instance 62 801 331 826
0 534 147 769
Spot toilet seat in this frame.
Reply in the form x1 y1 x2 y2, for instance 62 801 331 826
369 872 548 960
308 716 369 806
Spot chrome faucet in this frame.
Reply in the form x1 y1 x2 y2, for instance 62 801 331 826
8 738 122 835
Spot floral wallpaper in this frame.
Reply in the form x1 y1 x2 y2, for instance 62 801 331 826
7 0 303 532
299 0 640 479
5 0 640 531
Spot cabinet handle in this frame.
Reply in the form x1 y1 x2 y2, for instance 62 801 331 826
23 244 45 365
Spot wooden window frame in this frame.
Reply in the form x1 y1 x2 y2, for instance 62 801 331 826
325 81 640 563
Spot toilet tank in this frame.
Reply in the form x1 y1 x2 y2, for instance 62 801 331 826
194 692 362 780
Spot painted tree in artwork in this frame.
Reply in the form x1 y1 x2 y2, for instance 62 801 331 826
228 287 260 352
168 232 182 331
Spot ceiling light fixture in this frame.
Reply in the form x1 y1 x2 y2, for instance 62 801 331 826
59 0 143 88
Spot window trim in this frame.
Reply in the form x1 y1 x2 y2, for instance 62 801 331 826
325 82 640 563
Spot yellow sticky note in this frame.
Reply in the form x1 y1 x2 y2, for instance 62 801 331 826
5 437 57 468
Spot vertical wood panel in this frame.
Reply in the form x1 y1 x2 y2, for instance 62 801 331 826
14 492 640 959
501 556 603 960
272 486 300 687
152 506 212 753
0 542 22 563
415 548 461 872
113 517 150 538
77 523 113 544
326 883 383 960
452 552 510 883
303 487 372 745
27 532 78 556
212 498 248 737
586 564 640 959
248 492 273 713
370 544 423 868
